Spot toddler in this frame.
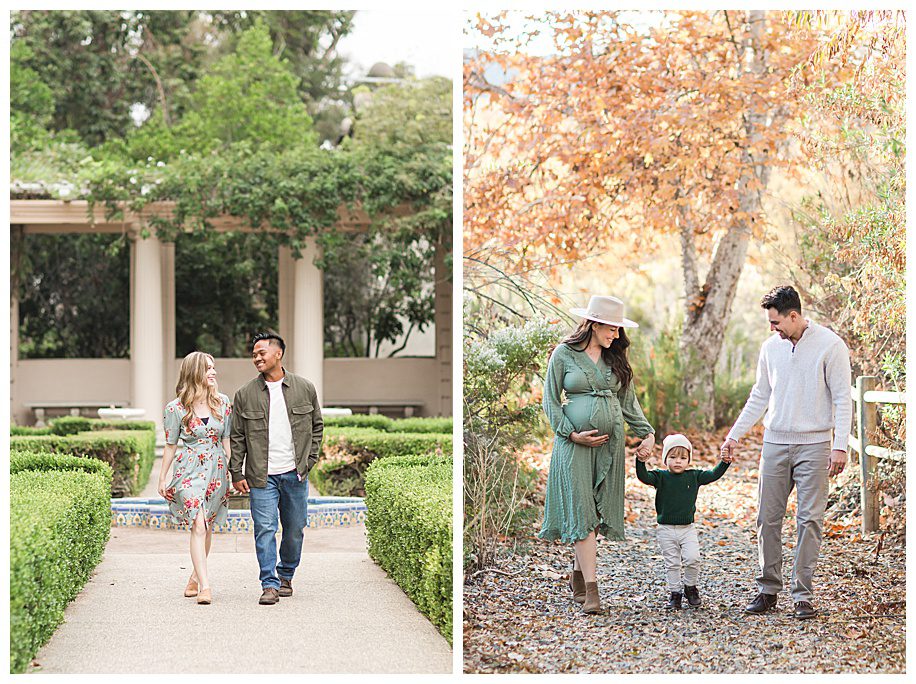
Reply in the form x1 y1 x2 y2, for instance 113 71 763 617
636 433 730 609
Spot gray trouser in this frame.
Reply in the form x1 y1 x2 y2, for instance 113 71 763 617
657 523 700 592
756 441 830 602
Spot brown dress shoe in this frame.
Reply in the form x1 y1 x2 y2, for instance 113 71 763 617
259 587 280 605
744 592 778 614
279 578 293 597
582 581 601 614
184 576 199 598
793 601 817 620
569 562 585 604
196 587 211 605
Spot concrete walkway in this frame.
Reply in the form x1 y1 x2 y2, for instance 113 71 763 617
31 459 452 674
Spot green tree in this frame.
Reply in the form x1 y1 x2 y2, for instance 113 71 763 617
352 77 452 149
122 20 316 162
17 234 130 358
9 42 55 151
209 11 355 108
320 76 453 357
10 10 199 145
174 232 279 358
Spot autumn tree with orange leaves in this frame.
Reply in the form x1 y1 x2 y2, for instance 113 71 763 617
465 10 860 428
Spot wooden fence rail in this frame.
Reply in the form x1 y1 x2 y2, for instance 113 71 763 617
848 375 906 533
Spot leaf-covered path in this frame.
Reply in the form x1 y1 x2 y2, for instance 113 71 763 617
463 432 905 674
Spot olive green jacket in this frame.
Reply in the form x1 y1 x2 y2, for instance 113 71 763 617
229 369 323 488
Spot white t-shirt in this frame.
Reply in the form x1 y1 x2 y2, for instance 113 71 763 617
265 379 296 475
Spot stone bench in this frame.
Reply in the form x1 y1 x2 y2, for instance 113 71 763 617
25 401 129 427
329 400 424 418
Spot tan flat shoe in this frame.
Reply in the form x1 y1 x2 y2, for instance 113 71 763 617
197 587 212 605
184 576 199 598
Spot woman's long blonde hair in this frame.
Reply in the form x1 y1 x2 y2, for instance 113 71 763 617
176 351 222 430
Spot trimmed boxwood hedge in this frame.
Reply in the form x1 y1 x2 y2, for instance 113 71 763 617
10 468 112 673
312 428 452 496
387 417 453 434
49 416 93 435
324 414 393 431
90 418 157 432
11 450 114 478
10 425 52 436
323 415 453 434
10 430 156 497
47 416 157 435
364 454 452 643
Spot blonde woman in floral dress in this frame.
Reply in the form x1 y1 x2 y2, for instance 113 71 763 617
157 351 233 604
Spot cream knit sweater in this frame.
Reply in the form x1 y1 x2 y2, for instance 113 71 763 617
727 320 853 451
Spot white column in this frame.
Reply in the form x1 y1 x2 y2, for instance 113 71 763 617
131 229 165 432
434 235 452 416
11 226 23 425
292 237 323 400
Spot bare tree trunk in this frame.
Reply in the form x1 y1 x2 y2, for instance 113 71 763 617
678 10 771 429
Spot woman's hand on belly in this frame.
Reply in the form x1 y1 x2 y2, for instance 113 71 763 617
570 429 610 448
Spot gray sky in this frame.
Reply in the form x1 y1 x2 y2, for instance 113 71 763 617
338 10 457 80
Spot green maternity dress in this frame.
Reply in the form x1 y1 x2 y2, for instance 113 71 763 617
539 343 654 542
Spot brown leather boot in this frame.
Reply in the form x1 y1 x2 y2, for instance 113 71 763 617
569 562 586 604
582 581 601 614
259 587 280 605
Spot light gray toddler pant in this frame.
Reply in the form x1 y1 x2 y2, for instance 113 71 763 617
657 523 700 592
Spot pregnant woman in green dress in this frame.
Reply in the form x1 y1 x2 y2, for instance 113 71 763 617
540 295 656 614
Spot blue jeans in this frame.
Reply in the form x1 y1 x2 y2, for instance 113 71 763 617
248 470 309 590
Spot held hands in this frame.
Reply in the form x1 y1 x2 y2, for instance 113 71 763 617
720 438 737 464
232 478 251 494
828 450 847 477
570 430 610 448
635 433 655 461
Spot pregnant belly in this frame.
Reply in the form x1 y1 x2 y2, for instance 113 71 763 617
564 395 617 434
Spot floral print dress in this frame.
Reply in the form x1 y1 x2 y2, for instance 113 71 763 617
162 393 232 528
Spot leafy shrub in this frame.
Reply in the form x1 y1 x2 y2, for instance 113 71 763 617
10 430 156 497
11 450 114 480
364 454 452 643
313 428 452 497
49 416 92 435
388 417 453 434
631 321 757 432
10 425 52 436
10 468 111 673
464 316 561 570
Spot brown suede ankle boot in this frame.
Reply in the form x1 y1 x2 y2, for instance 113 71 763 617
569 562 586 604
582 581 601 614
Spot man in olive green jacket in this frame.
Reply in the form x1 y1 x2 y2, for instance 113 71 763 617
230 332 323 605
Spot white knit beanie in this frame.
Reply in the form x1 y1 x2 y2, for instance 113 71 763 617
662 433 693 463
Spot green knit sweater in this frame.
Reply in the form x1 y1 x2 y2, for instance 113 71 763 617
635 459 729 525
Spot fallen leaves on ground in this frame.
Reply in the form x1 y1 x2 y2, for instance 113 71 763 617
463 430 905 674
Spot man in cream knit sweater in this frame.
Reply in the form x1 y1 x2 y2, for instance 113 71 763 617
721 286 852 620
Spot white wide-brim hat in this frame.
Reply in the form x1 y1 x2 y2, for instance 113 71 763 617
570 295 639 328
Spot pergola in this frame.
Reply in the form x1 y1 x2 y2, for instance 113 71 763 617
10 199 452 429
